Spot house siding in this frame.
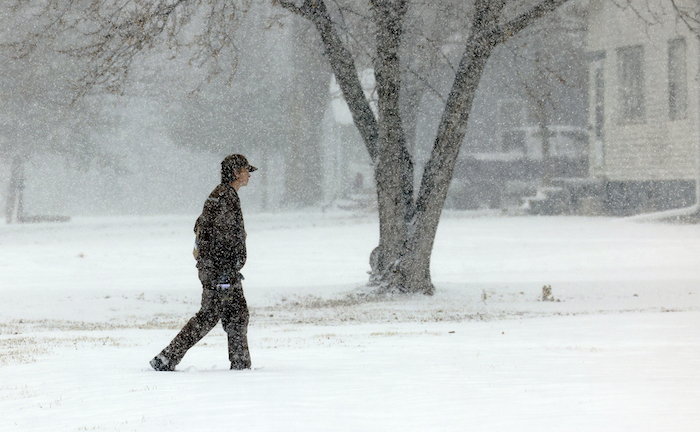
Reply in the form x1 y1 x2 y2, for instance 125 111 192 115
587 0 699 182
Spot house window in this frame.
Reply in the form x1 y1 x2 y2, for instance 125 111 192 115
668 38 687 120
617 45 645 123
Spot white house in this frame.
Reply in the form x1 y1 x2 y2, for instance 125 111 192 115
586 0 699 214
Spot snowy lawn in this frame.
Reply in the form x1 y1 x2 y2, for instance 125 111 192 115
1 211 699 431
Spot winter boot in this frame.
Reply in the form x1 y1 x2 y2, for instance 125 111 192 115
150 354 175 371
230 362 251 370
230 354 251 370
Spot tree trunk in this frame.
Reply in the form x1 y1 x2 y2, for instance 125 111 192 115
532 98 553 186
369 0 416 291
5 155 26 224
284 20 329 207
538 118 553 186
399 32 496 294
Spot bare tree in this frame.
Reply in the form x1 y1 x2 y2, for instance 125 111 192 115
276 0 572 294
3 0 572 293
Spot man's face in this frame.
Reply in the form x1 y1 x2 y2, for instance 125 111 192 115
235 167 251 187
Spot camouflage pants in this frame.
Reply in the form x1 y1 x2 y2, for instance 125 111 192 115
158 277 250 369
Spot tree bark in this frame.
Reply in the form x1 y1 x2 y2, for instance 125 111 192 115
368 0 417 290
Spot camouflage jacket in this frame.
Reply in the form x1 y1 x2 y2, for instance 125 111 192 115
194 183 246 280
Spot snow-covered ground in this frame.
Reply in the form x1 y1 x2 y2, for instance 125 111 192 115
1 211 699 431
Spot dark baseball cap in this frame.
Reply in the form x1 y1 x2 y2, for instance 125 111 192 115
221 154 257 184
222 154 257 172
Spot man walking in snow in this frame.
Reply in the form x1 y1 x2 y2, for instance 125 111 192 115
150 154 257 371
